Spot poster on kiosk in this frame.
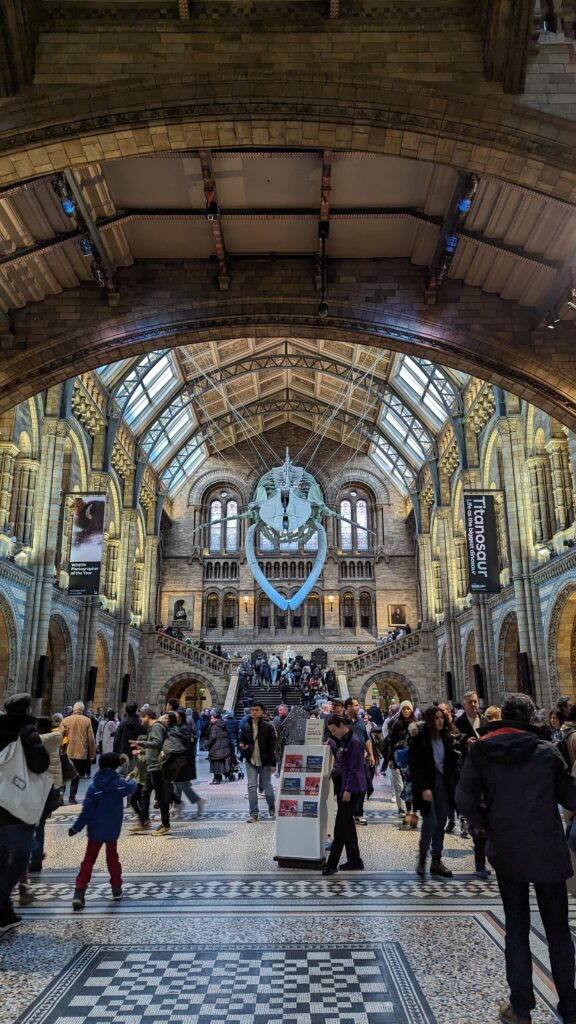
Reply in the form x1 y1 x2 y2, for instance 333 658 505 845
274 719 334 869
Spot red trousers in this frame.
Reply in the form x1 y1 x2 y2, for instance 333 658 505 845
76 839 122 890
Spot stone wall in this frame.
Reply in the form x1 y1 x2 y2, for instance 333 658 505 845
518 42 576 119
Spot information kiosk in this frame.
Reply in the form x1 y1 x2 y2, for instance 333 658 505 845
274 738 333 869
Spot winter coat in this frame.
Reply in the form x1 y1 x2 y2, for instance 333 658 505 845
239 718 277 767
409 726 459 813
207 719 234 764
161 725 197 781
60 711 96 761
340 730 368 795
0 712 50 825
456 712 488 756
113 714 141 757
224 714 239 747
70 768 137 842
387 713 415 761
559 722 576 766
456 720 576 883
40 730 63 789
137 721 168 772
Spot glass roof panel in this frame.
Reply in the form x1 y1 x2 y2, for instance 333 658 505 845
124 354 179 429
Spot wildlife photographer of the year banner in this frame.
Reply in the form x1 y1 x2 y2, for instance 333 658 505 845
68 495 106 596
463 492 501 594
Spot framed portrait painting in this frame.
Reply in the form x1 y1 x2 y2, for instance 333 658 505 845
388 604 407 627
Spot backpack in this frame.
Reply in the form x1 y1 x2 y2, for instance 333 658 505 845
0 737 53 825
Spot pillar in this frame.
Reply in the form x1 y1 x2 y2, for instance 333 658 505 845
0 443 17 532
436 508 462 690
142 535 161 626
110 508 139 705
499 418 546 701
546 439 572 532
20 419 67 689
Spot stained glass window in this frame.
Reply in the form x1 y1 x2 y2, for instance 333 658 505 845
340 499 352 549
226 500 238 552
210 499 222 552
356 499 368 550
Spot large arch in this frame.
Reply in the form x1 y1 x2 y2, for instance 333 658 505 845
46 614 74 714
359 671 420 709
156 672 219 713
0 591 19 705
497 610 520 693
546 582 576 701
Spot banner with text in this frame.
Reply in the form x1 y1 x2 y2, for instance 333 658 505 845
68 495 106 596
464 492 501 594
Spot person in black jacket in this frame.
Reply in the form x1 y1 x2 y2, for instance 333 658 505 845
455 690 490 873
239 703 277 822
0 693 49 934
457 693 576 1024
409 706 459 879
112 702 141 759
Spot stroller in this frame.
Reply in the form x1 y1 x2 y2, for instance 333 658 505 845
226 752 244 782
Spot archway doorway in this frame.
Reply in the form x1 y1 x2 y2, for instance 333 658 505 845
361 674 417 712
550 587 576 700
46 617 70 714
164 678 215 712
94 633 109 711
499 613 520 690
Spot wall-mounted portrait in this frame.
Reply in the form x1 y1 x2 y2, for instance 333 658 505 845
388 604 407 627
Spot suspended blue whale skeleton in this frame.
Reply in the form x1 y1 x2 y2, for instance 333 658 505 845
199 449 373 611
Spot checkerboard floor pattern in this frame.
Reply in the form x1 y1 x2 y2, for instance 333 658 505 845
17 945 431 1024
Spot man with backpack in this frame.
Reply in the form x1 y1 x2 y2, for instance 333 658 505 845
0 693 49 935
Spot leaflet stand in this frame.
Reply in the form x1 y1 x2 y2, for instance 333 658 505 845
273 742 333 869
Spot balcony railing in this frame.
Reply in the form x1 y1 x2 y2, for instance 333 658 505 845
335 630 422 678
155 631 232 677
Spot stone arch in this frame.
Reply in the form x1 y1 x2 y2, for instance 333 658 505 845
325 469 390 506
46 614 74 713
188 469 251 507
546 581 576 700
497 610 520 692
66 423 90 492
359 671 420 709
0 590 19 704
156 672 219 712
93 631 110 710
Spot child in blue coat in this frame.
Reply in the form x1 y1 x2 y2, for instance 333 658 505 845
69 751 137 910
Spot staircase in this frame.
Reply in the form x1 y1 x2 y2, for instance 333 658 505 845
333 629 435 703
151 630 236 707
233 683 305 718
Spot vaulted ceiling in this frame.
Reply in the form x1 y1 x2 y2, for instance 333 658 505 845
98 337 465 495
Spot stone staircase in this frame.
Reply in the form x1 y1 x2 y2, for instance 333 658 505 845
334 630 435 704
233 683 305 718
151 631 235 707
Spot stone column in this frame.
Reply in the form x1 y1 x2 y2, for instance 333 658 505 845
20 420 67 689
436 508 462 690
0 443 17 532
110 508 139 705
416 534 434 627
142 535 161 626
499 418 545 700
546 439 572 532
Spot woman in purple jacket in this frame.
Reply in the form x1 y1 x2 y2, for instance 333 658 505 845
322 714 367 875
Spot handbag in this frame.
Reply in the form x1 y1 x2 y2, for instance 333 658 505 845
0 737 53 825
60 751 78 781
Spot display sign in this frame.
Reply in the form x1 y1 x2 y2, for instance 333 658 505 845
464 492 501 594
305 719 324 744
68 495 106 596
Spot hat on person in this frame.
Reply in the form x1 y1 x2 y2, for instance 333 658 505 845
4 692 32 715
399 700 414 712
51 713 63 726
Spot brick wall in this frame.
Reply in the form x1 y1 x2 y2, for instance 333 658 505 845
517 42 576 120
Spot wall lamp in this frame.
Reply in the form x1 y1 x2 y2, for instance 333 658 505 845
244 594 249 612
328 594 334 612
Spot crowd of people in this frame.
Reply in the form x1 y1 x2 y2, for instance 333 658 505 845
4 686 576 1024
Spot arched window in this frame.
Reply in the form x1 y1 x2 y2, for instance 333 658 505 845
260 532 274 551
308 594 321 630
214 562 221 580
365 562 372 578
298 562 305 579
290 561 296 577
357 562 364 578
205 562 213 579
349 562 355 579
223 594 236 630
259 594 270 630
340 499 352 549
206 593 219 630
274 562 280 578
342 593 355 629
231 563 238 579
304 531 318 551
209 500 222 552
339 491 372 550
360 593 372 629
356 499 368 550
226 500 238 552
266 561 272 576
222 563 229 579
282 563 288 578
340 562 347 578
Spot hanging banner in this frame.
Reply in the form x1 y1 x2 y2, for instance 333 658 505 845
464 492 501 594
68 495 106 596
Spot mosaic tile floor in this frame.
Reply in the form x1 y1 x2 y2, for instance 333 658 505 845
1 753 573 1024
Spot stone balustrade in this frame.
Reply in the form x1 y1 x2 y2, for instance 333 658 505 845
155 631 234 677
336 631 422 679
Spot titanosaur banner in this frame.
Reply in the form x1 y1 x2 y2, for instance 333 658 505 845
463 492 501 594
68 495 106 596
